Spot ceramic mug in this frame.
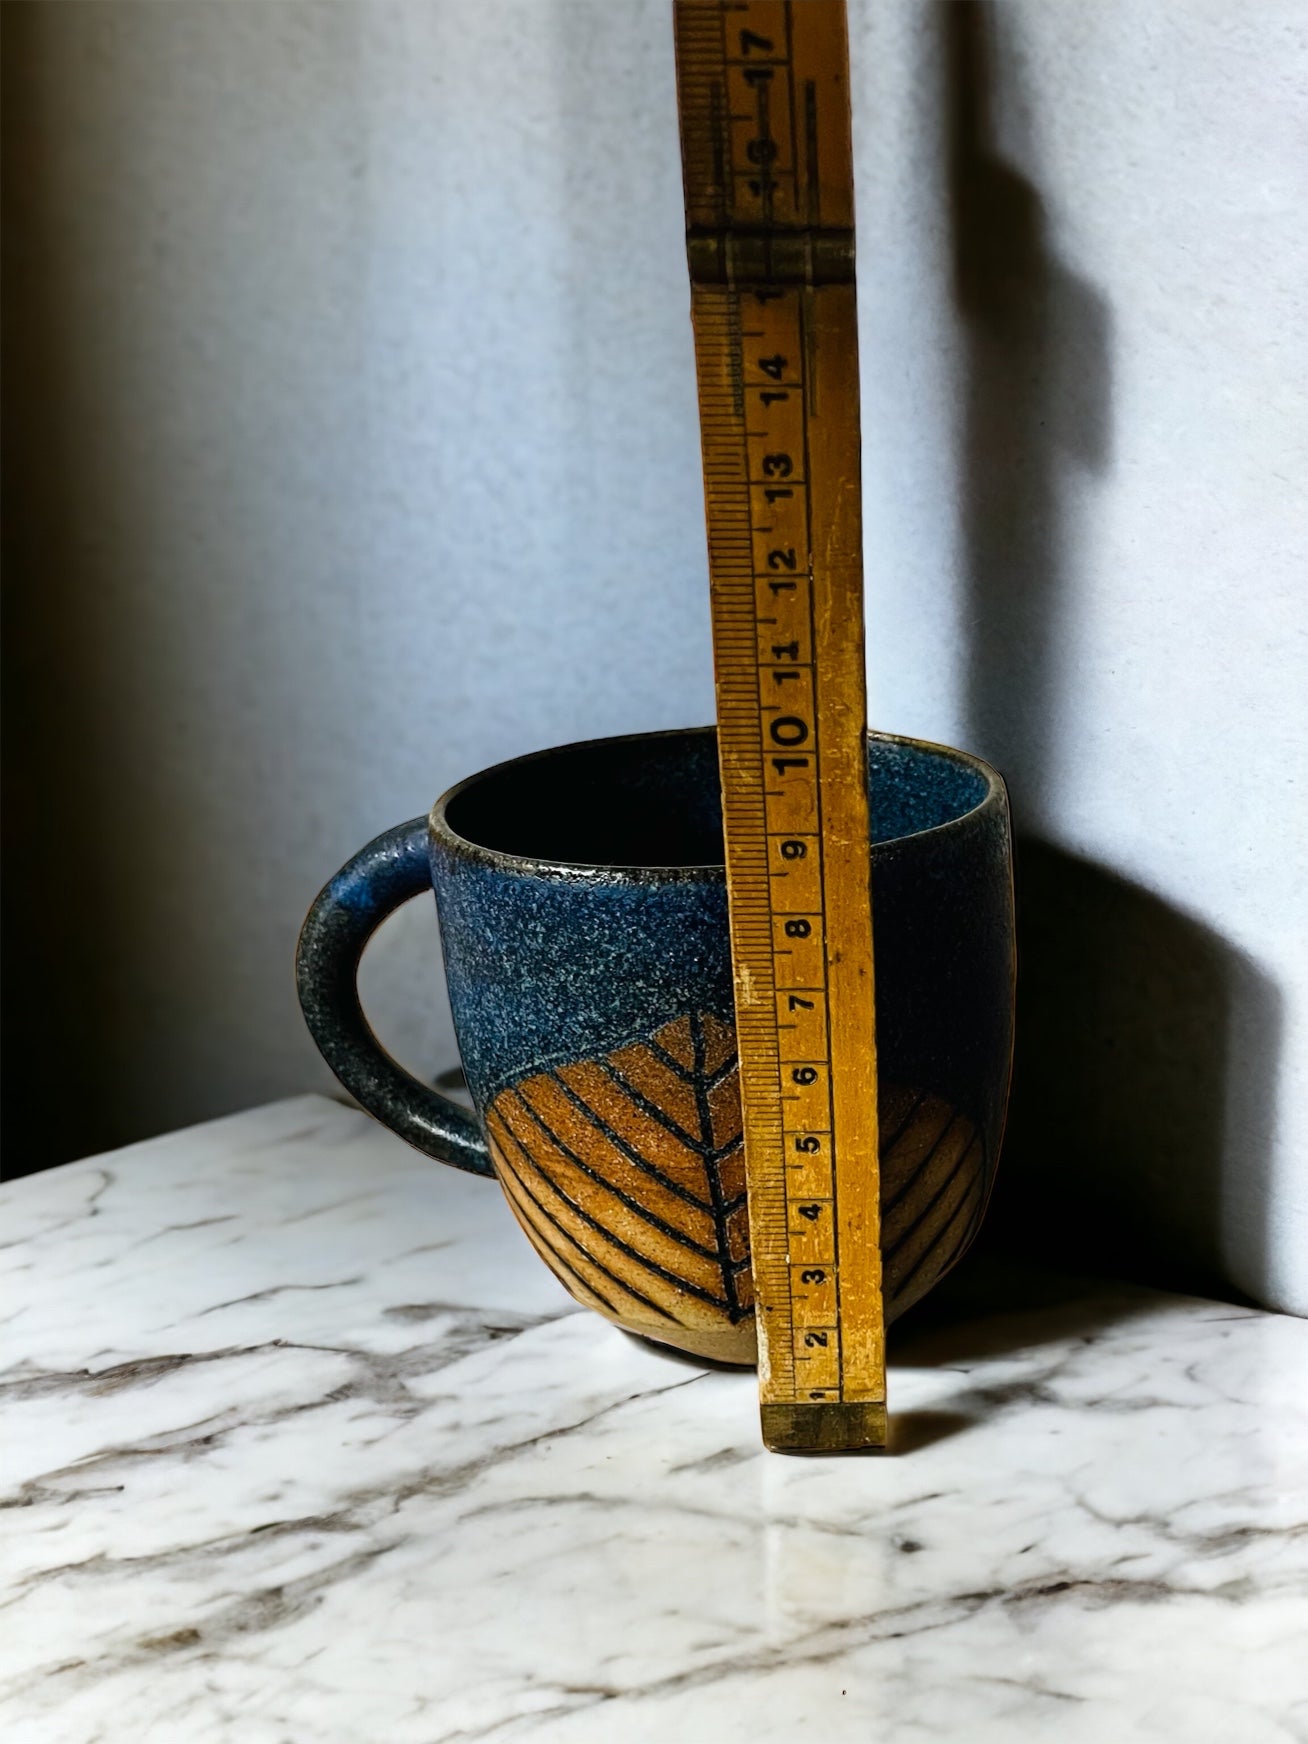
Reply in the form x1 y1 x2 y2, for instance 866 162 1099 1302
297 727 1014 1364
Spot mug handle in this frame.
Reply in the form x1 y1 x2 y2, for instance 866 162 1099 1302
296 818 494 1177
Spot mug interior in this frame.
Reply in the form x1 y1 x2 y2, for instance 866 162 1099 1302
440 728 992 871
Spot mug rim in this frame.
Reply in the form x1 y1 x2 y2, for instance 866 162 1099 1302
429 726 1006 884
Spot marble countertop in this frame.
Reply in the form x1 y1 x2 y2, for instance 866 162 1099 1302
3 1095 1306 1743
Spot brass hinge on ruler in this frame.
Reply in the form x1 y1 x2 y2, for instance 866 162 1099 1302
673 0 885 1452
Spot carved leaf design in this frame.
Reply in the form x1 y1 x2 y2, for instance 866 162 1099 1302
485 1013 748 1350
877 1084 989 1320
486 1013 988 1359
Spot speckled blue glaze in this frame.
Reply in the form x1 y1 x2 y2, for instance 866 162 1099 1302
867 736 988 842
297 726 1012 1183
430 863 733 1107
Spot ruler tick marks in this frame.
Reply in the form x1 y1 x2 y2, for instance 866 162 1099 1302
675 0 885 1453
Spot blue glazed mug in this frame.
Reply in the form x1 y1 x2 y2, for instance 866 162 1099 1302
297 727 1013 1363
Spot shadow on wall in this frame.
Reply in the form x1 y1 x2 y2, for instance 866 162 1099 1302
942 2 1282 1302
994 843 1283 1302
947 0 1112 807
1 4 103 1176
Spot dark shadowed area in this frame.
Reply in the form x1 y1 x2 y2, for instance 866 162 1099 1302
941 2 1280 1303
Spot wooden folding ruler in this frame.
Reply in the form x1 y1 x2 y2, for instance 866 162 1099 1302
673 0 884 1451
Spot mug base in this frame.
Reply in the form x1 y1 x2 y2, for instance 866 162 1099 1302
628 1317 758 1368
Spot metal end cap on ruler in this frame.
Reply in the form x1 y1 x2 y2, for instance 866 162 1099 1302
685 226 855 287
761 1400 888 1454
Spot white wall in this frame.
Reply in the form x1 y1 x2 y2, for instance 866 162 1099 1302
6 1 1305 1313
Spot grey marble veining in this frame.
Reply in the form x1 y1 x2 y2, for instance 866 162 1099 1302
2 1095 1305 1742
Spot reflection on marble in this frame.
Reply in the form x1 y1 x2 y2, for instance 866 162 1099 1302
2 1094 1306 1742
